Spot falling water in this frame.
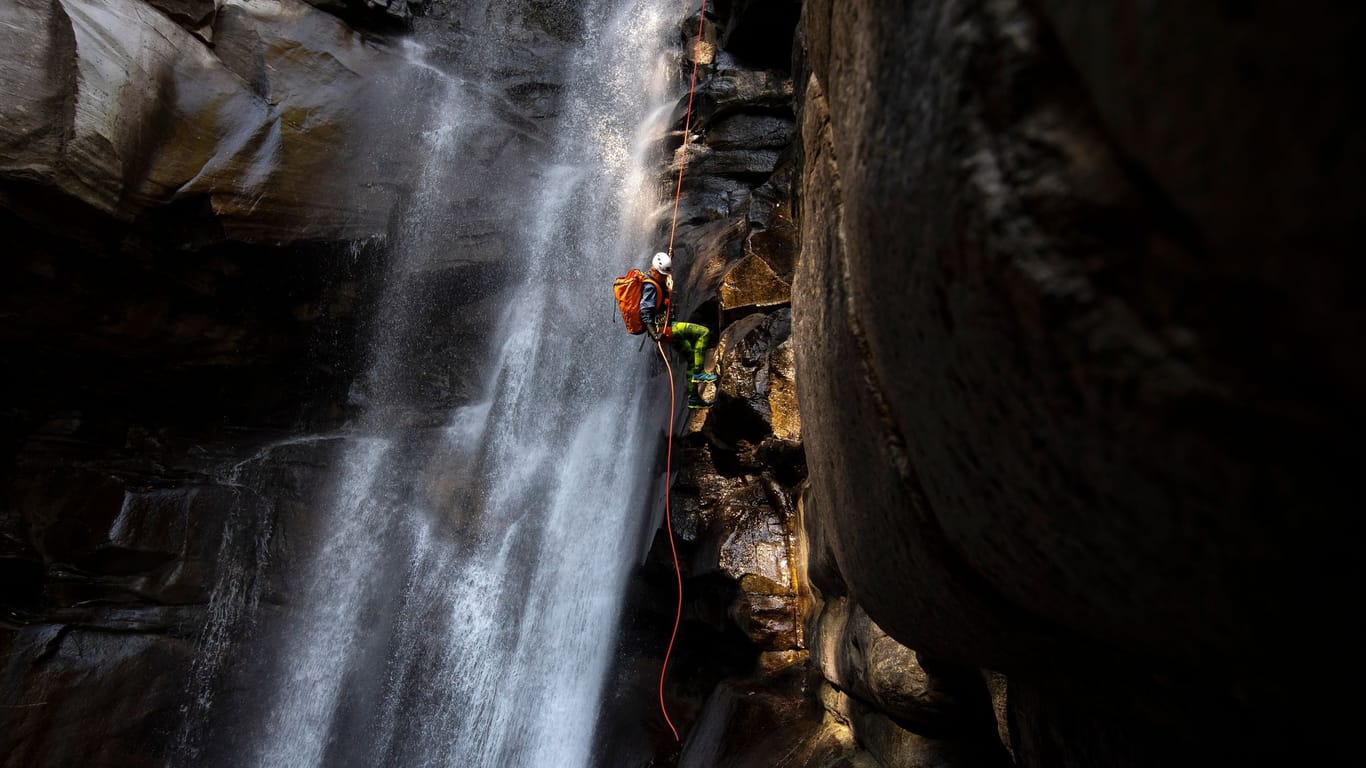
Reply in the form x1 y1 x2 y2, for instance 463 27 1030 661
177 1 685 766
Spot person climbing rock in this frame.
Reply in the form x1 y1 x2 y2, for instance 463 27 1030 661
640 252 718 409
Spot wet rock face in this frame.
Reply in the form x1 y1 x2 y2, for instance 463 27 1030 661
794 0 1363 764
0 2 565 765
3 628 191 768
811 598 990 739
0 216 369 766
0 425 366 768
1 0 558 251
629 5 822 764
1 0 412 243
640 4 1005 765
713 309 799 441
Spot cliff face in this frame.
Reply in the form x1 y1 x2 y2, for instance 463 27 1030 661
654 3 1005 765
660 0 1363 766
0 2 563 764
1 0 561 252
3 0 403 241
4 0 1361 765
790 0 1362 765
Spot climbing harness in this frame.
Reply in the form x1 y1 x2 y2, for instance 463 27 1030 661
657 1 708 743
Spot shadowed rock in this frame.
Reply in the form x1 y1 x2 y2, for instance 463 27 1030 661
793 0 1364 763
145 0 217 29
707 113 795 150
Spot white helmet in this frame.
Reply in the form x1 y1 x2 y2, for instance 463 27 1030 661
651 252 672 274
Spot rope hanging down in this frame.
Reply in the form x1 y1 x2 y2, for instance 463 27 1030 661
655 340 683 742
658 2 709 743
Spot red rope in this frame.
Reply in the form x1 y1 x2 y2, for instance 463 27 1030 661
655 340 682 742
658 0 708 744
665 0 709 258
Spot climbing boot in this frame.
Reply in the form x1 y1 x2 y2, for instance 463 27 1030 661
691 371 718 383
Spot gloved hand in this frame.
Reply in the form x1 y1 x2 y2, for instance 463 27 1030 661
646 325 660 341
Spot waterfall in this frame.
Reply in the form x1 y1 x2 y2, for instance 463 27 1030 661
176 1 684 766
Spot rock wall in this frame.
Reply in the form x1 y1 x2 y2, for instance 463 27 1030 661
2 0 405 241
631 3 1008 766
0 1 570 765
5 0 1360 765
0 0 559 254
648 1 1363 766
792 0 1363 765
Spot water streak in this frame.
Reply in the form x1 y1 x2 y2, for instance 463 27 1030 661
179 1 685 765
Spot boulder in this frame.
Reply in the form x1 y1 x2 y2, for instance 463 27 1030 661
812 598 985 736
819 684 1004 768
720 253 791 310
714 309 798 440
730 577 800 650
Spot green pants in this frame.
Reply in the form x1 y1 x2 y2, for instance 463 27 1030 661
670 321 711 393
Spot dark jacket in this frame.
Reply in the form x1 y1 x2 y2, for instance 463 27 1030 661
639 271 669 330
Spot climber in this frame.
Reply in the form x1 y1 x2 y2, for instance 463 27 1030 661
640 252 718 409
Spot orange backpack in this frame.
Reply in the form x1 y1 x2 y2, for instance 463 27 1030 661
613 269 666 335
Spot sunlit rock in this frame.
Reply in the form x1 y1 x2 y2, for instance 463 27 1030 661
819 684 1000 768
730 579 798 649
720 253 790 310
714 308 798 441
811 597 990 736
982 671 1014 762
717 496 791 591
678 669 860 768
767 335 800 441
0 0 414 243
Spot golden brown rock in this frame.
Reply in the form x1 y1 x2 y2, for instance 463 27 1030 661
720 252 791 310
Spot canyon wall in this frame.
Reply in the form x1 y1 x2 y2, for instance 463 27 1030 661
659 0 1362 766
790 0 1361 765
4 0 1361 765
0 1 563 764
656 2 1007 765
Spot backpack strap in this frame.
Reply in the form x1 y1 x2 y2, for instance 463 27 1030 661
644 275 670 328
